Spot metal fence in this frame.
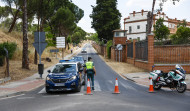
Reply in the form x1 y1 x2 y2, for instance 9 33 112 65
127 42 133 58
154 45 190 64
135 40 148 61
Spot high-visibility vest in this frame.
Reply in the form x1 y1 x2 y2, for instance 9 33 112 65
86 61 93 70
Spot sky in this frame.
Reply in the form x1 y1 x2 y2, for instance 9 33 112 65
0 0 189 33
72 0 190 33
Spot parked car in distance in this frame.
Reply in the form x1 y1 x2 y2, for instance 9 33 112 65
81 49 87 53
71 56 86 85
45 61 85 93
71 56 85 66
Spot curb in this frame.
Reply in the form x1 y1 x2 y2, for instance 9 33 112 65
0 77 11 84
120 74 136 83
0 81 45 99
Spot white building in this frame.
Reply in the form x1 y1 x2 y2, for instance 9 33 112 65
124 10 190 40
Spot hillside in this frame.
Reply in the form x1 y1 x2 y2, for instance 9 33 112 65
0 29 83 82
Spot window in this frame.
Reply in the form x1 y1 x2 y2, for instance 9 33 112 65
137 37 140 41
129 38 132 40
137 25 140 29
129 26 132 33
115 32 119 37
146 24 148 32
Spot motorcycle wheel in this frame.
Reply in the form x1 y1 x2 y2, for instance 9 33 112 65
153 81 162 90
176 84 186 93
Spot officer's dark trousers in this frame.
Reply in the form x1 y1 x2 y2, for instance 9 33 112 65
87 73 94 90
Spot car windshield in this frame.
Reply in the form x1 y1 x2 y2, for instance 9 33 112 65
73 57 83 61
52 64 76 73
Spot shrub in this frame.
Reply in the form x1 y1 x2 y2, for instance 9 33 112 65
0 55 4 66
0 42 17 59
106 40 112 59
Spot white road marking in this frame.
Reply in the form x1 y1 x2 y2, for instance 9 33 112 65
0 94 25 100
108 80 114 84
94 81 101 91
120 82 137 91
67 93 84 96
42 95 60 98
38 88 45 94
17 97 35 100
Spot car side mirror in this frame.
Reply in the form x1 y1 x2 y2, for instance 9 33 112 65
47 70 51 73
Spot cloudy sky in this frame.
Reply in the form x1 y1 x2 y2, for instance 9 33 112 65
73 0 190 33
0 0 189 33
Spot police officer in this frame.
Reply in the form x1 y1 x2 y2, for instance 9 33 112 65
84 57 96 90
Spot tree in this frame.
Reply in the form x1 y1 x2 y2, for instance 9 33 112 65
148 0 180 35
153 18 170 41
70 26 86 44
171 26 190 44
177 19 187 28
90 0 121 42
22 0 29 69
0 6 9 19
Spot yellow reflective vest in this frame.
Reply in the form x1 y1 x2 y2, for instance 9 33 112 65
85 61 93 70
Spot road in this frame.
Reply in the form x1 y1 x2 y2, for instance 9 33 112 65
0 44 190 111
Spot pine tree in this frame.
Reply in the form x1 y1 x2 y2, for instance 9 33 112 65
90 0 121 42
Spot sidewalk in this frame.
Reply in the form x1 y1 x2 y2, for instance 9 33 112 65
121 72 190 91
0 47 82 98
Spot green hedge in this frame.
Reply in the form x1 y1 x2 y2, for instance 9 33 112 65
106 40 112 59
0 42 17 66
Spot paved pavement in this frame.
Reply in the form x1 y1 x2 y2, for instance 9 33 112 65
0 47 82 98
121 72 190 91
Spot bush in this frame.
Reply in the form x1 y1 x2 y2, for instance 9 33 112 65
0 55 4 66
0 42 17 59
106 40 112 59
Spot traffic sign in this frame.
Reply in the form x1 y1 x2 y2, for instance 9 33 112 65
56 37 65 48
50 49 59 53
34 32 46 42
33 42 47 56
116 44 123 50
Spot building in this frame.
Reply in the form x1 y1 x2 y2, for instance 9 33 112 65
124 9 190 40
112 29 127 46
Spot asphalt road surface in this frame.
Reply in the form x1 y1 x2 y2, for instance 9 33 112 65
0 44 190 111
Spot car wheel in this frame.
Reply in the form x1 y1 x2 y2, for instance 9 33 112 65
75 81 81 92
45 86 51 93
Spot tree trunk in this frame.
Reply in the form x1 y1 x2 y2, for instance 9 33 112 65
8 8 20 33
22 0 29 69
148 0 156 34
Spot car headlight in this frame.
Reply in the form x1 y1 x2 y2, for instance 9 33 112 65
69 76 77 81
46 76 51 81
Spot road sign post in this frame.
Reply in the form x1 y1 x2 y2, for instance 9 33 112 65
4 48 9 77
56 37 65 59
33 32 47 79
116 44 123 62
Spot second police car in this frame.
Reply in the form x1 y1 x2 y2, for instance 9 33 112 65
45 60 85 93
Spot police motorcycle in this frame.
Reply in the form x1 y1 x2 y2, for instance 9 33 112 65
149 64 186 93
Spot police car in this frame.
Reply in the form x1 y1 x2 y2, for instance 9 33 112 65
45 60 85 93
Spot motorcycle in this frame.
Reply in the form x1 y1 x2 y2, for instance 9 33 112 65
149 64 186 93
